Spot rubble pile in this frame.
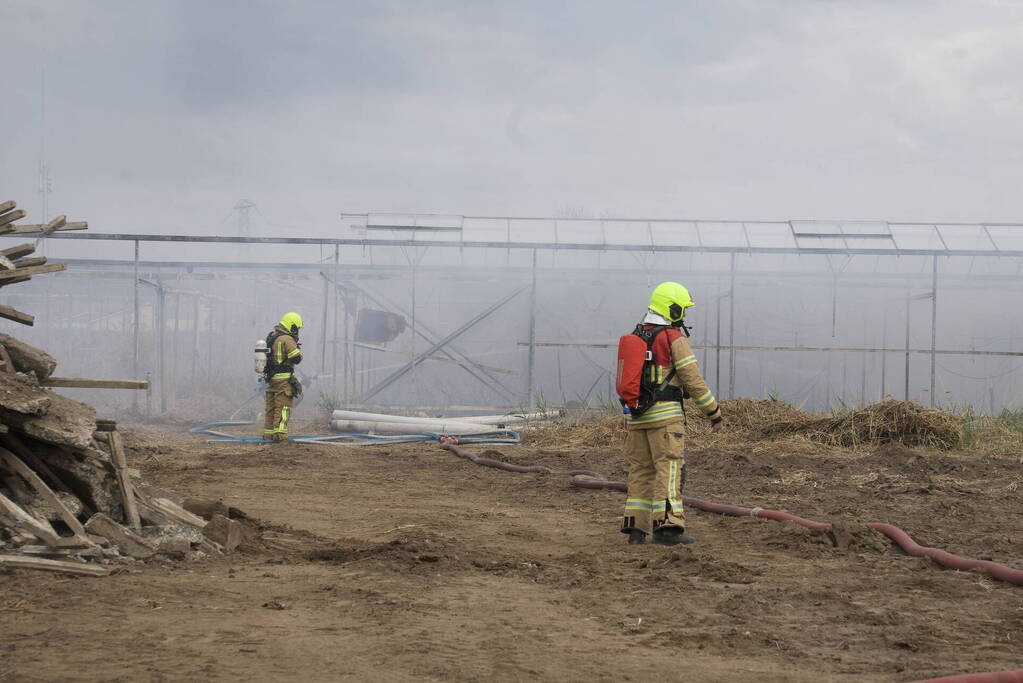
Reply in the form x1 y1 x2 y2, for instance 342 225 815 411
0 199 246 576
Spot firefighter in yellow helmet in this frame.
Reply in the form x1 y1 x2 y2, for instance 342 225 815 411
619 282 722 545
263 312 304 442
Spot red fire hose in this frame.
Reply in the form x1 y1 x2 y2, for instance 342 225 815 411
438 440 1023 586
867 523 1023 585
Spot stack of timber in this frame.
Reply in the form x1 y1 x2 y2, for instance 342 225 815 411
0 199 88 327
0 201 247 576
0 334 252 576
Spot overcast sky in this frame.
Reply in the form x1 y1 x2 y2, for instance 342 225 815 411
2 0 1023 234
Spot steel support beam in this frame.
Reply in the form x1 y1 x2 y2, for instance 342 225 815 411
356 285 529 403
321 274 520 403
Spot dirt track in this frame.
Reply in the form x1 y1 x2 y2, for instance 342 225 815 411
2 424 1022 682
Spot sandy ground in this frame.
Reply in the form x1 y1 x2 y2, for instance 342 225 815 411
2 423 1022 682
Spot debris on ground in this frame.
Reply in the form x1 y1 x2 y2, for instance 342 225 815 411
0 200 251 575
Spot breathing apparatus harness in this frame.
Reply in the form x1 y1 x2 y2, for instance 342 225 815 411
616 319 691 417
263 328 303 396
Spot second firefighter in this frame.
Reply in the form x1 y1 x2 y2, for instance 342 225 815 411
263 312 304 442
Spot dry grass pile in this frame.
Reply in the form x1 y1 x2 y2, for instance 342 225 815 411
527 398 967 452
758 400 964 449
524 414 625 449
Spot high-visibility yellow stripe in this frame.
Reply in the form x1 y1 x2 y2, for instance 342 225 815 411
287 348 301 359
673 355 697 369
668 461 683 514
694 391 715 407
271 372 293 380
625 499 654 510
277 406 289 435
626 401 683 425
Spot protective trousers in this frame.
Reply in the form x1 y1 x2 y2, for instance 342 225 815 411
263 379 294 441
621 419 687 535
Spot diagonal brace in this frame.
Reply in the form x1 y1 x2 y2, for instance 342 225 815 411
357 285 529 403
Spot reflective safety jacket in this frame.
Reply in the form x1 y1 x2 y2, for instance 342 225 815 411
625 325 721 428
266 326 302 382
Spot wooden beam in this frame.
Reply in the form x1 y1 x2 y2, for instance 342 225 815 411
0 263 65 280
14 256 46 269
0 276 31 289
41 215 66 234
39 377 149 390
0 554 109 576
0 200 15 216
4 221 87 234
106 432 141 530
0 446 94 543
1 433 81 502
16 544 104 558
137 496 206 529
0 209 27 229
0 243 35 259
0 491 60 545
0 305 34 326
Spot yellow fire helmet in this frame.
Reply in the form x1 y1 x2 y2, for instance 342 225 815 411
648 282 695 323
279 311 304 335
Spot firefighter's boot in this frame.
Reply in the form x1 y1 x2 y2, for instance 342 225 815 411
652 527 696 546
627 530 646 545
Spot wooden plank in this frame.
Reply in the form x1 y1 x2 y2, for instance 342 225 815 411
0 263 65 280
13 257 46 269
17 544 104 558
0 243 35 259
0 554 109 576
137 496 206 529
0 305 33 326
2 433 79 499
39 377 149 390
0 491 60 545
0 446 93 542
0 209 27 229
107 432 141 530
41 215 66 234
0 200 15 216
4 221 87 234
0 276 32 289
0 254 14 271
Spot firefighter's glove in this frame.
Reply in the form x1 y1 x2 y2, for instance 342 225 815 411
289 376 303 398
710 415 723 433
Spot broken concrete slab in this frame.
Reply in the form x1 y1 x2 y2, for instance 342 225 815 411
182 497 229 521
1 390 96 449
32 443 122 518
0 372 51 415
203 514 243 552
0 333 56 379
84 513 156 559
140 523 203 555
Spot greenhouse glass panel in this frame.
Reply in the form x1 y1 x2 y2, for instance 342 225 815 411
508 219 557 243
554 220 603 245
698 222 747 247
987 226 1023 251
649 222 700 247
746 223 797 249
890 225 945 250
462 218 511 243
603 221 652 246
935 225 996 251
